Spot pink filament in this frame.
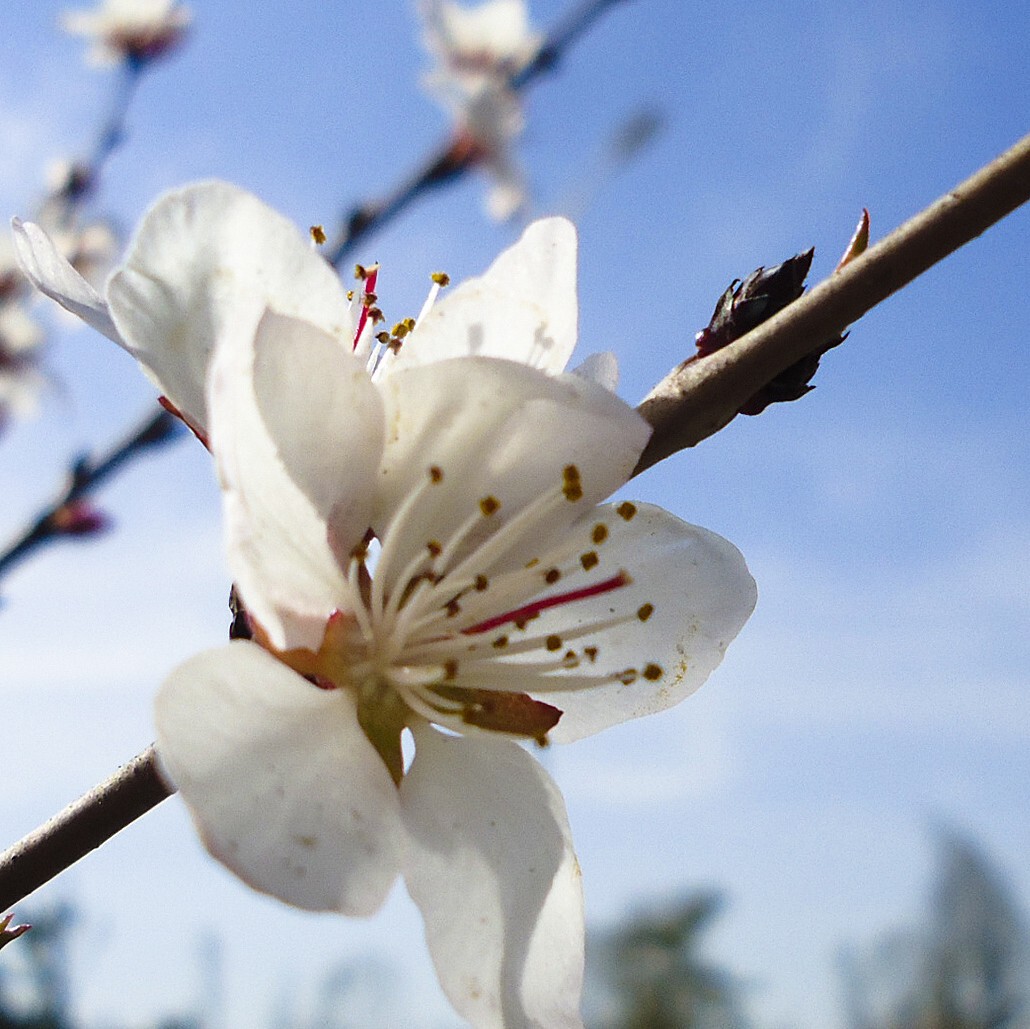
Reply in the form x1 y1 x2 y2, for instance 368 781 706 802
464 572 629 636
353 266 379 351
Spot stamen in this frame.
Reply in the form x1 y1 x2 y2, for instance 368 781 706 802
352 265 379 352
371 466 440 620
464 571 630 635
414 274 446 326
426 486 566 609
342 557 376 645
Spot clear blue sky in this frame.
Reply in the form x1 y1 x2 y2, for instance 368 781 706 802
1 1 1028 1026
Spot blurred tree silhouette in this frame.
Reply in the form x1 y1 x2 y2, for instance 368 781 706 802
585 890 751 1029
840 830 1030 1029
0 902 74 1029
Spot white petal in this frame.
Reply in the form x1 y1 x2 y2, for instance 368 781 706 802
372 358 649 592
155 641 405 915
401 724 584 1029
11 218 121 344
106 180 353 432
529 503 758 742
568 351 618 392
209 309 383 651
391 217 578 374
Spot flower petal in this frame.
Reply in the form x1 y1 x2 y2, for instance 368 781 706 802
372 357 649 594
401 723 584 1029
155 640 405 915
106 180 353 432
209 309 384 650
523 502 757 742
11 218 121 344
392 217 578 373
568 350 618 392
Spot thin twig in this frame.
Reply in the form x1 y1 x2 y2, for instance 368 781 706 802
634 131 1030 474
0 408 182 585
326 0 628 266
0 133 1027 912
0 749 171 913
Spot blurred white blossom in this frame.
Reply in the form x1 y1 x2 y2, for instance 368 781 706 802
61 0 192 66
420 0 542 219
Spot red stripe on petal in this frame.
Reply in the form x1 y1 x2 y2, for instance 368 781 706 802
464 571 630 636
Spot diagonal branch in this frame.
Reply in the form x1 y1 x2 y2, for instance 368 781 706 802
0 408 182 586
0 129 1027 914
634 131 1030 474
0 748 171 913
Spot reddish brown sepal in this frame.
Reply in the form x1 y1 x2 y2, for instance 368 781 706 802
436 687 562 744
693 248 846 415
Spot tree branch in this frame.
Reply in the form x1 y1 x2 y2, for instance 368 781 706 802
0 408 182 586
1 130 1026 914
634 131 1030 474
0 748 171 913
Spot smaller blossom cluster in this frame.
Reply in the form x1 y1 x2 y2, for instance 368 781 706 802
61 0 192 67
419 0 541 219
0 163 117 430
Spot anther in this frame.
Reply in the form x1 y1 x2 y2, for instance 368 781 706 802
562 464 583 502
580 551 599 571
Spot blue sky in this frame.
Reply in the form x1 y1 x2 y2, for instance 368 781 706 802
1 1 1028 1026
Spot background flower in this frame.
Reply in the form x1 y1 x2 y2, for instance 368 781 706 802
61 0 192 66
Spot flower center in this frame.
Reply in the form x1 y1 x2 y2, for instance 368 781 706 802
268 465 659 785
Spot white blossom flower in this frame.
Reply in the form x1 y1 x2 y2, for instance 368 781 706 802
420 0 541 220
61 0 191 66
14 181 757 1027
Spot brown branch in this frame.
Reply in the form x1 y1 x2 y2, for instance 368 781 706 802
634 131 1030 474
0 129 1026 915
0 407 182 587
0 748 171 912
